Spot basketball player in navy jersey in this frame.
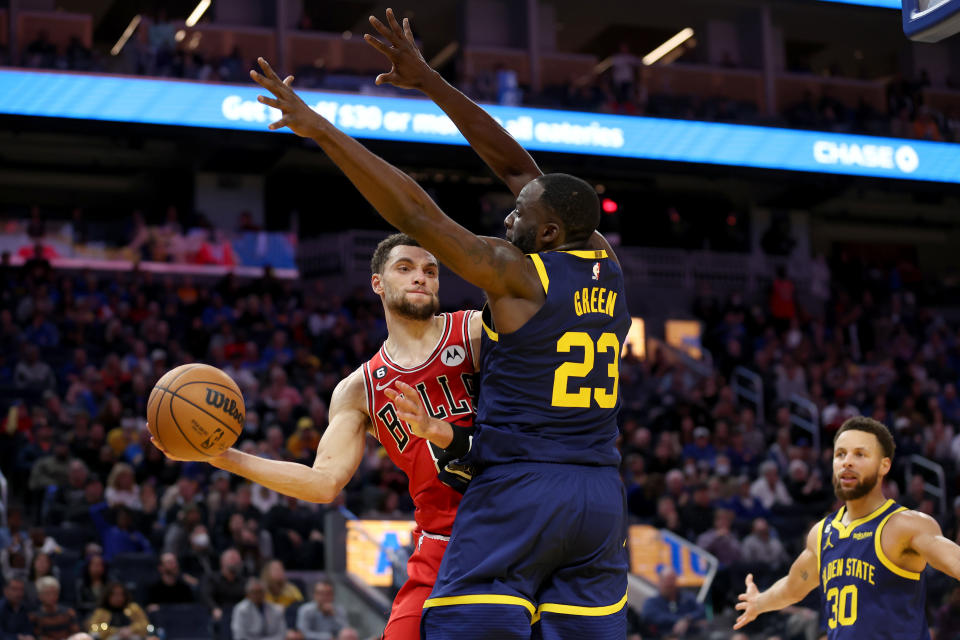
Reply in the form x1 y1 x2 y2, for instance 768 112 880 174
734 416 960 639
250 8 631 637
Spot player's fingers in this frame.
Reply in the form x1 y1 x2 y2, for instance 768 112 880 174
364 33 392 57
737 593 747 601
383 388 399 400
735 601 747 610
395 380 415 393
268 116 288 130
732 618 744 630
250 69 278 93
395 411 418 424
368 15 395 41
386 7 403 35
258 94 281 109
283 75 295 86
258 57 282 82
745 573 754 586
402 18 416 46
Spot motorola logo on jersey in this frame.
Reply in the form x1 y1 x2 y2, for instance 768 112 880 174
442 346 466 367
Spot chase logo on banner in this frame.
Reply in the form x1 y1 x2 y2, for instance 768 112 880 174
1 69 958 183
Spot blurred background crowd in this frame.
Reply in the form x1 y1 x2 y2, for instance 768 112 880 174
0 218 959 640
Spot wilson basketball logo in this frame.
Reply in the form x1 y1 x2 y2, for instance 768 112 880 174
205 388 244 426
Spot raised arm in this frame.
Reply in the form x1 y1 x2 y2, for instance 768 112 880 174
251 58 540 302
365 9 540 197
733 522 821 630
365 11 620 266
151 369 369 503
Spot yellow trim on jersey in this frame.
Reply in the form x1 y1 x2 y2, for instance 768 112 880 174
532 590 629 624
481 319 499 342
423 594 536 617
831 499 894 539
874 507 921 581
560 249 608 259
528 253 550 294
815 518 825 582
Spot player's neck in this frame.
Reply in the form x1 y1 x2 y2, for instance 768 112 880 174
383 313 444 367
843 490 888 522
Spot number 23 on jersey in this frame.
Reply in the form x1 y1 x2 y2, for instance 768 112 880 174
551 331 620 408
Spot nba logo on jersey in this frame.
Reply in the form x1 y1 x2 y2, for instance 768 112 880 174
592 262 600 280
442 345 465 366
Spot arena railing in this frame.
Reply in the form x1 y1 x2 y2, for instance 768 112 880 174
788 393 822 455
732 366 764 426
905 455 948 515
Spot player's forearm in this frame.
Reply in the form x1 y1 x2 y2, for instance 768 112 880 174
419 71 541 192
211 449 342 503
307 119 444 237
754 576 806 614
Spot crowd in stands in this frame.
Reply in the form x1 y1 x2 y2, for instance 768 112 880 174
0 214 959 640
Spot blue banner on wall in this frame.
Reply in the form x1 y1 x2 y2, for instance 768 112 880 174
818 0 900 8
0 69 957 182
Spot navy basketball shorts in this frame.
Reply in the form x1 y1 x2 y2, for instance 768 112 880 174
421 462 628 640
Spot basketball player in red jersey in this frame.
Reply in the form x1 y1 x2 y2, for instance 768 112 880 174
152 232 481 639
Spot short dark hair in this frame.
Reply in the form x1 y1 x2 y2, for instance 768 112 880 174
370 233 421 275
835 416 895 460
534 173 601 243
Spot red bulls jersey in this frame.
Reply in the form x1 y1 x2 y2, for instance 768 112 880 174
361 310 477 535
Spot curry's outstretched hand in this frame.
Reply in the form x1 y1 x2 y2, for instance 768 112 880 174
250 58 318 137
365 8 433 90
733 573 761 630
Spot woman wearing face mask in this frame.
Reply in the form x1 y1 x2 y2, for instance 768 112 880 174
180 524 217 582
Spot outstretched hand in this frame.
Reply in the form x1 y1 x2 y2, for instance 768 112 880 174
383 381 431 439
364 8 433 90
733 573 761 630
149 434 198 463
249 57 319 138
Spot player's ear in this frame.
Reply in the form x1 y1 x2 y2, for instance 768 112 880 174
371 273 384 295
541 221 560 246
879 456 892 477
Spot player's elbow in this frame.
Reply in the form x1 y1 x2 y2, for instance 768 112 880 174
303 469 346 504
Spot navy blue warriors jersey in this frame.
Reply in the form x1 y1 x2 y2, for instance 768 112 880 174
817 499 930 640
471 249 630 467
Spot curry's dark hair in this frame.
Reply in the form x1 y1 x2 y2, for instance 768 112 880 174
370 233 421 275
534 173 601 243
834 416 896 460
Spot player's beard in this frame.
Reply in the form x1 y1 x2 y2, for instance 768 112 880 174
833 469 879 501
509 225 539 254
385 286 439 321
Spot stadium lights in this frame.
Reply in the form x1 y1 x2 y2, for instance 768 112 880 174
110 15 141 56
642 28 695 66
185 0 212 28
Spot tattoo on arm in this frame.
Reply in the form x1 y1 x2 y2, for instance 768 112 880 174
800 570 809 582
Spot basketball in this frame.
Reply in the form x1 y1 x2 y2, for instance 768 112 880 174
147 363 245 460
